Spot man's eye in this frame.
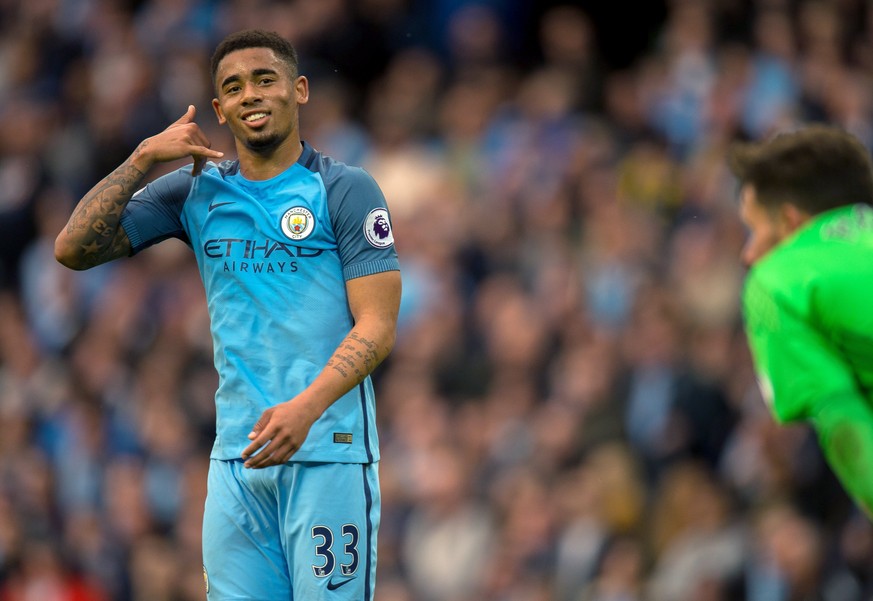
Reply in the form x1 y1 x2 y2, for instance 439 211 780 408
259 78 274 85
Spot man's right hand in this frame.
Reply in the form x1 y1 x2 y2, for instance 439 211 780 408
132 105 224 176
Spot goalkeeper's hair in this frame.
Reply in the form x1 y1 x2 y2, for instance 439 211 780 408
211 29 299 85
728 125 873 214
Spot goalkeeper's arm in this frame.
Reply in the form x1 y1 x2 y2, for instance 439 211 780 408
811 395 873 519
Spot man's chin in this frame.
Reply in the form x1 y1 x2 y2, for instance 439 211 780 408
244 133 281 153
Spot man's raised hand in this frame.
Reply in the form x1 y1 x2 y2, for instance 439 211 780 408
132 105 224 176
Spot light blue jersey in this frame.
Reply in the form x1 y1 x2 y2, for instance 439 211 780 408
120 142 398 463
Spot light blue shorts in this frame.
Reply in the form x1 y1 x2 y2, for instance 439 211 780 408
202 459 380 600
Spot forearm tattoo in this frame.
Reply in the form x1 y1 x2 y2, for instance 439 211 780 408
67 147 148 266
328 332 382 383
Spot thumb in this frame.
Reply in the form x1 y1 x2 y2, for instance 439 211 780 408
175 104 196 124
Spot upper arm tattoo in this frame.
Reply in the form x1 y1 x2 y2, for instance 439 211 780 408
67 158 144 267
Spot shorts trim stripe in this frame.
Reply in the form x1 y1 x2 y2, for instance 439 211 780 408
362 464 374 601
358 382 374 463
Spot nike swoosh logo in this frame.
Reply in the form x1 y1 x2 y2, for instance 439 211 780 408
326 577 355 591
208 200 234 212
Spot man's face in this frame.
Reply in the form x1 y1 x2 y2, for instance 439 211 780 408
738 184 788 267
212 47 308 153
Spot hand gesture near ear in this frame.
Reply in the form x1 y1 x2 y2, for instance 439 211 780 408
132 105 224 176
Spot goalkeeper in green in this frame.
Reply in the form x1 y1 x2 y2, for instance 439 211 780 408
730 125 873 519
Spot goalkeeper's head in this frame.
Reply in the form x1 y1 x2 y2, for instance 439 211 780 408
729 125 873 265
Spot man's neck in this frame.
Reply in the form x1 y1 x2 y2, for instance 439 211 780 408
237 138 303 181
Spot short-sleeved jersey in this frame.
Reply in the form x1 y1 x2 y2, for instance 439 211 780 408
119 142 399 462
743 204 873 423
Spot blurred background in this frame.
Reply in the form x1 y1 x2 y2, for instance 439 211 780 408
2 0 873 599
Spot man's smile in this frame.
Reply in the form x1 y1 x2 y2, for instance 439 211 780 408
241 111 269 126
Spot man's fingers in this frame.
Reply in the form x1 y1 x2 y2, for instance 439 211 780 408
242 441 266 463
244 442 276 468
241 413 272 460
166 108 216 151
188 127 213 149
241 431 268 460
190 147 223 176
192 156 206 177
244 450 269 469
246 445 294 469
241 405 304 468
243 435 297 469
248 410 272 441
174 104 197 125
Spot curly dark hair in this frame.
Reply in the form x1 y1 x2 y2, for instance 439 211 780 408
728 125 873 214
211 29 299 85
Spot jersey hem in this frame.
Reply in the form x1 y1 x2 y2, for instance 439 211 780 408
208 451 381 464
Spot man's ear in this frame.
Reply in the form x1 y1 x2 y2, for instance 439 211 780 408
212 98 226 125
295 76 310 105
779 203 812 234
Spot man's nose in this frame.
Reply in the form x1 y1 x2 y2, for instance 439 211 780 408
741 239 759 268
241 82 263 103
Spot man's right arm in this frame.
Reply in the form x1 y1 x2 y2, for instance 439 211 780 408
54 152 148 270
55 105 223 270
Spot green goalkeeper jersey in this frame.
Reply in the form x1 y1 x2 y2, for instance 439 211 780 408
743 204 873 423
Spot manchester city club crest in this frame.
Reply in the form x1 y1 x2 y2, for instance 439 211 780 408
281 206 315 240
364 208 394 248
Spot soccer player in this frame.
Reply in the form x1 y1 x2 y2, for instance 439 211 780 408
54 29 401 600
729 125 873 519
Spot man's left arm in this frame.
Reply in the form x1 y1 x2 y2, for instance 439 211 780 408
242 270 401 468
744 275 873 517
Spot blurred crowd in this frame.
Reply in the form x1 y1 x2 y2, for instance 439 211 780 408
3 0 873 599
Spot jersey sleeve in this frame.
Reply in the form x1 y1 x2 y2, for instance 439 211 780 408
119 167 194 254
326 166 400 280
743 272 863 423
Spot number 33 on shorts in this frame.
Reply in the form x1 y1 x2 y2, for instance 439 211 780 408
312 524 360 589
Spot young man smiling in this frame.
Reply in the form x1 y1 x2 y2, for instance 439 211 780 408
730 125 873 519
55 29 401 599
